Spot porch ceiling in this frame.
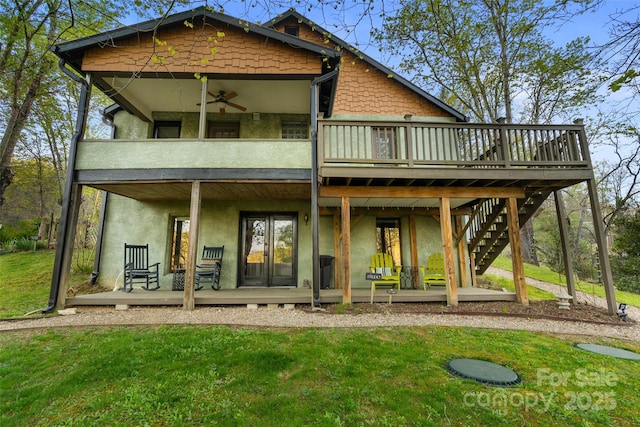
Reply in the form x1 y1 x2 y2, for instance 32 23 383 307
91 181 312 202
96 76 312 119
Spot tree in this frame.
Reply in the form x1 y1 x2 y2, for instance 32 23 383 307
374 0 602 123
597 4 640 100
0 0 184 210
610 207 640 293
374 0 602 265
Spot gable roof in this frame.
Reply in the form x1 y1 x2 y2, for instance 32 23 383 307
52 6 341 74
263 10 467 122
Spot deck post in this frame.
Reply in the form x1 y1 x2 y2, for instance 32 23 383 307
507 197 529 305
440 197 458 306
183 181 201 311
554 190 577 300
587 178 617 314
455 216 468 287
341 196 352 303
333 213 342 288
409 214 419 288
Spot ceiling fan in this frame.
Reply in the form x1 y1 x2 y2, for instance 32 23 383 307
199 90 247 114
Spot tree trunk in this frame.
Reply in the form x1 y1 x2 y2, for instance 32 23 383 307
519 219 539 265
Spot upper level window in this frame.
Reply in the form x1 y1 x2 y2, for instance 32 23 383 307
208 122 240 138
284 25 299 36
372 127 397 159
153 121 181 138
282 122 308 139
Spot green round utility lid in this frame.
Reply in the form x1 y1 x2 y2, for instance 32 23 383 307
575 344 640 360
446 358 521 387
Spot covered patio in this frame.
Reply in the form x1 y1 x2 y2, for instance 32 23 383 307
65 286 516 307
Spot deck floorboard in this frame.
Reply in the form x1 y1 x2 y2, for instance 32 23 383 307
66 286 516 307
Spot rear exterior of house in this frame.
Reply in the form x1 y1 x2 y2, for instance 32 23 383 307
47 8 617 313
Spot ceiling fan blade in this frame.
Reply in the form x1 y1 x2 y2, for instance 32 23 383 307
226 101 247 112
219 107 226 115
224 91 238 100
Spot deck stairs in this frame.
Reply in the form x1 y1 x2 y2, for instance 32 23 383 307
469 191 551 275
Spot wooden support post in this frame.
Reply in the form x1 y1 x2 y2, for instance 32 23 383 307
587 178 617 314
333 213 341 288
184 181 201 311
56 184 84 308
440 197 458 306
470 253 477 287
455 216 468 287
198 80 208 140
409 214 419 288
554 191 576 300
507 197 529 305
341 196 351 303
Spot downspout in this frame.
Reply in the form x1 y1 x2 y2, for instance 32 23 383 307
43 58 91 313
90 110 116 284
90 191 108 284
310 70 338 307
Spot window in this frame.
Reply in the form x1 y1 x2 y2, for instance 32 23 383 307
284 25 299 36
170 217 189 271
372 127 397 159
281 122 308 139
376 218 401 267
208 122 240 138
153 121 181 138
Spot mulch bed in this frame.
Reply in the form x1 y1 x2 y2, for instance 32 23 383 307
317 300 633 325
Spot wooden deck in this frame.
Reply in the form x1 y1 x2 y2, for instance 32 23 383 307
66 286 516 307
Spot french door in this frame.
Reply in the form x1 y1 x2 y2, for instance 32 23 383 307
239 213 297 287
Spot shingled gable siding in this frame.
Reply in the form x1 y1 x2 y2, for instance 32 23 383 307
273 18 452 118
81 23 322 75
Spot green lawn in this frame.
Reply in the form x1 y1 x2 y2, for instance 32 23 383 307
1 325 639 426
0 250 92 318
2 251 640 425
490 256 640 307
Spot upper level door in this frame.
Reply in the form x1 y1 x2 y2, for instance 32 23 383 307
239 213 297 287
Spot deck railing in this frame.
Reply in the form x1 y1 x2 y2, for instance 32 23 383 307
318 119 590 169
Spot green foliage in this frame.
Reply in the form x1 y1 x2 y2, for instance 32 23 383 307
610 69 639 92
373 0 601 123
610 209 640 293
0 219 39 245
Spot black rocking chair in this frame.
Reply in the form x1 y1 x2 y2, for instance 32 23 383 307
195 245 224 290
123 243 160 292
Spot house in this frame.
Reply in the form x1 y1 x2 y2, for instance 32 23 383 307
46 7 618 313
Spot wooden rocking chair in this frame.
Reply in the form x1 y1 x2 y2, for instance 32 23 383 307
369 253 401 303
123 244 160 292
195 245 224 290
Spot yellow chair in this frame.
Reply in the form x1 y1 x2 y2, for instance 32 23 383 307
419 253 446 289
369 253 401 303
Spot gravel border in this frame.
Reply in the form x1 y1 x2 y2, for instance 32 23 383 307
2 268 638 344
1 305 639 343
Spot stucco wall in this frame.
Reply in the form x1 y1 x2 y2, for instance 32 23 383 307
97 194 467 291
113 110 309 140
97 196 313 290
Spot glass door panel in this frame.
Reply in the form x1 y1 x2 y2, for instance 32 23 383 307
242 217 266 285
239 213 297 287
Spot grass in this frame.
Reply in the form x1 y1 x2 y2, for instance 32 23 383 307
0 250 93 318
2 251 640 425
1 325 639 426
490 256 640 307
